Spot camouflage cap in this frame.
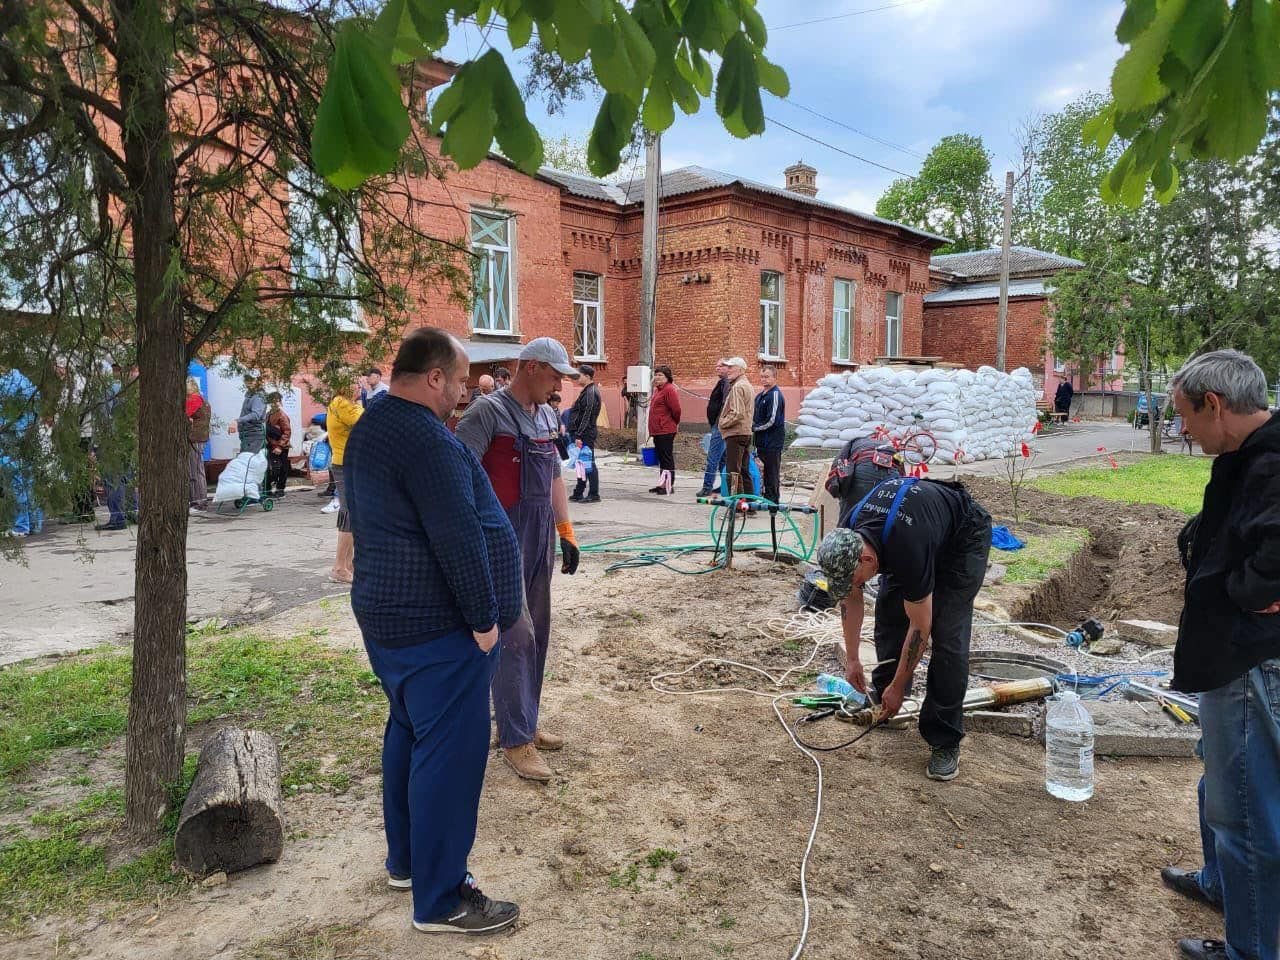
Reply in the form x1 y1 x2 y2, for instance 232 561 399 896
816 528 865 601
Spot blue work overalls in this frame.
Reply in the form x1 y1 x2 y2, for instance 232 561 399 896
491 390 560 749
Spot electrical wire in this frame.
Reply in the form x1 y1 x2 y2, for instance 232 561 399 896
650 609 875 960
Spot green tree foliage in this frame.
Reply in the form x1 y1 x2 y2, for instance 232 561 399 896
314 0 789 186
540 133 592 175
874 134 1000 253
1016 93 1132 261
1091 0 1280 205
1028 94 1280 447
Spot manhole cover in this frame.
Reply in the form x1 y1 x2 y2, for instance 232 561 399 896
969 649 1069 682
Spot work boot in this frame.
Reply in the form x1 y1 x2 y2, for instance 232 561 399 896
1178 939 1228 960
534 729 564 751
502 743 552 782
413 874 519 935
1162 867 1222 912
926 746 960 782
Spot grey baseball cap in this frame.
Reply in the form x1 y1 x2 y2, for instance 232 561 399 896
816 528 865 600
519 337 579 377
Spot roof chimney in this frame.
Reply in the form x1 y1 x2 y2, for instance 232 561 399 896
784 160 818 198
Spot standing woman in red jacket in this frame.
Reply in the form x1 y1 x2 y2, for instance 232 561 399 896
647 365 682 494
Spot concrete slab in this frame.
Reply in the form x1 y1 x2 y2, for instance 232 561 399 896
966 710 1035 738
1086 700 1199 757
1114 619 1178 648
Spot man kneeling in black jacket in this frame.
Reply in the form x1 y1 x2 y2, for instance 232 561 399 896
1159 350 1280 960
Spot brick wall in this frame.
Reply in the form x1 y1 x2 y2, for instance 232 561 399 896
921 296 1049 374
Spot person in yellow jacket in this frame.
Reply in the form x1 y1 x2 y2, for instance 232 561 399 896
717 357 756 496
325 371 364 583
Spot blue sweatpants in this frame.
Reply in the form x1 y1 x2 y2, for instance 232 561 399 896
363 628 498 923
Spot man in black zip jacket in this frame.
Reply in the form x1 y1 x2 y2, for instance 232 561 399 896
567 364 601 503
1157 350 1280 960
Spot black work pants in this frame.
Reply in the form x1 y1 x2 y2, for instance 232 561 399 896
267 448 290 493
758 447 781 504
653 433 676 485
871 496 991 750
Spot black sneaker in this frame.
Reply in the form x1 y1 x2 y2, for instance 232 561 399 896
568 493 584 502
926 746 960 782
413 875 518 934
388 869 411 890
695 487 713 498
272 489 287 499
95 521 126 532
1162 867 1222 911
1179 939 1229 960
582 495 601 503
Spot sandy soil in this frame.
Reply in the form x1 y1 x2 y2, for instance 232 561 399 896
7 533 1213 960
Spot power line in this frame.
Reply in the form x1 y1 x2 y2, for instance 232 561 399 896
770 93 925 160
771 0 929 31
763 115 915 178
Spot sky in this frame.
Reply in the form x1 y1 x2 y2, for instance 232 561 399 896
439 0 1126 219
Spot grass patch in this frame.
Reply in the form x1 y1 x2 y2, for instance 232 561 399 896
1003 529 1088 584
1031 455 1210 515
0 631 383 930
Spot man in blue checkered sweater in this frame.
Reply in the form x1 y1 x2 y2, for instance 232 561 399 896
344 327 524 936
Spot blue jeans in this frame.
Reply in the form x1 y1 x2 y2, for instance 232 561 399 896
363 628 498 923
701 427 725 491
1195 659 1280 960
105 475 133 525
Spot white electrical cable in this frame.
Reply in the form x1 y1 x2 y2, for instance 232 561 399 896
649 607 872 960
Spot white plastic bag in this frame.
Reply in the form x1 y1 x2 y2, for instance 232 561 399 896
213 451 268 503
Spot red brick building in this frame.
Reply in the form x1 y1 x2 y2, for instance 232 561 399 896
388 155 950 424
921 246 1084 401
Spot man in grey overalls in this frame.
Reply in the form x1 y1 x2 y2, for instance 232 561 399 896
456 338 582 782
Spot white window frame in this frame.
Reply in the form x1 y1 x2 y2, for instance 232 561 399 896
759 270 784 360
572 272 604 361
287 165 366 333
832 278 856 363
884 291 903 357
470 208 517 335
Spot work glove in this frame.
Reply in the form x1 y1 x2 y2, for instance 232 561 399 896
556 520 580 575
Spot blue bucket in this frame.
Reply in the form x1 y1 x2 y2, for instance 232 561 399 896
641 446 658 467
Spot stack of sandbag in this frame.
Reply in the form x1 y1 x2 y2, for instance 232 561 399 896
791 365 1038 464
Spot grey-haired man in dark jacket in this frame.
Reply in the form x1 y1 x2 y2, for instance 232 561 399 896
1159 350 1280 960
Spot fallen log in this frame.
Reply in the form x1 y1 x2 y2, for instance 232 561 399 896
174 727 285 877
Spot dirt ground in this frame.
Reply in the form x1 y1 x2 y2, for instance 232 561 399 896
963 476 1189 626
7 512 1213 960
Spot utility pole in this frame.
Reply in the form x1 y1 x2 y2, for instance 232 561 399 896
995 169 1013 372
637 131 660 453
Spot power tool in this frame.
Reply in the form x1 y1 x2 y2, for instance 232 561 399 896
1065 617 1106 648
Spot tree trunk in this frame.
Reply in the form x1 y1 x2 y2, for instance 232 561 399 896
115 0 190 837
174 728 285 876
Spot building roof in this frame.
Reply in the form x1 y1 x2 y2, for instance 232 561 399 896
536 166 631 204
924 278 1052 304
929 246 1083 280
537 163 950 246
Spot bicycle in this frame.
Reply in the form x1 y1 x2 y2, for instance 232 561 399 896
868 417 938 476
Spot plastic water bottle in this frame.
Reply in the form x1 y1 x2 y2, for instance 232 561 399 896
1045 691 1094 801
815 673 855 698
